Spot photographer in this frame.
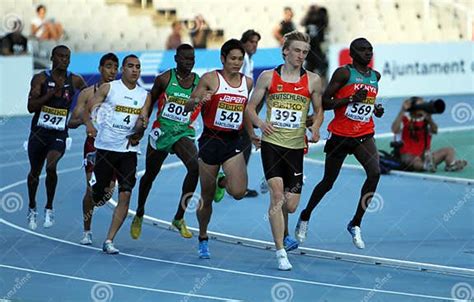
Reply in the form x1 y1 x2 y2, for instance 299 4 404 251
391 97 467 172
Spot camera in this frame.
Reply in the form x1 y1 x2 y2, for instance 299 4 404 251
407 98 445 114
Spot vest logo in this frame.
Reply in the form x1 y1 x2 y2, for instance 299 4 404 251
218 95 246 103
355 77 363 82
277 84 283 91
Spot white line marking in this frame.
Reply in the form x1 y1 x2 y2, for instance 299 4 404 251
0 264 239 301
0 219 458 300
0 166 82 193
110 201 474 278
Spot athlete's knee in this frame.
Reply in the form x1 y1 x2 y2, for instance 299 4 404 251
319 178 335 192
286 203 298 214
45 164 57 176
186 158 199 175
367 166 381 181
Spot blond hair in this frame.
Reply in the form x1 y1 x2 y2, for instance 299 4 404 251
282 30 310 59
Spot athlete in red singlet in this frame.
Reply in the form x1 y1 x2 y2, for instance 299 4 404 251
296 38 385 250
185 39 253 259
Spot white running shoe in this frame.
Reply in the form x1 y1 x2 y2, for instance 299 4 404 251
276 249 292 271
295 217 309 244
347 223 365 249
102 240 119 254
27 208 37 230
43 209 55 228
80 231 93 245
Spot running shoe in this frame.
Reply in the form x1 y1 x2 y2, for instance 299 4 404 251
130 215 143 240
284 235 299 252
27 208 37 230
172 218 193 238
214 172 226 202
198 239 210 259
276 249 292 271
102 240 119 254
347 221 365 249
43 209 54 228
80 231 93 245
295 217 309 244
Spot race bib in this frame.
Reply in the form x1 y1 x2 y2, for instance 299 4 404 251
148 127 162 150
112 105 141 131
345 102 374 122
213 100 245 130
161 101 190 123
270 108 302 129
37 106 67 130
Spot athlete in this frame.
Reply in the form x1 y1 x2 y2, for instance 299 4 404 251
26 45 86 230
246 30 323 270
130 44 200 240
185 39 252 259
86 54 151 254
68 52 119 245
296 38 385 250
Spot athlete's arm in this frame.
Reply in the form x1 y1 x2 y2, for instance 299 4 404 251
72 74 87 91
127 93 152 147
322 67 367 110
184 72 214 112
84 83 110 138
68 86 92 128
309 72 324 143
27 73 58 113
245 70 275 136
149 71 170 118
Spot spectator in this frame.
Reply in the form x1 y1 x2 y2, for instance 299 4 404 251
31 4 64 41
301 5 329 81
239 29 260 79
190 15 211 49
1 19 28 55
273 7 296 45
166 21 182 50
391 97 468 172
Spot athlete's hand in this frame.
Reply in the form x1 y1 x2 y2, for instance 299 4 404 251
126 132 144 148
250 133 261 150
374 104 384 118
309 126 320 143
86 122 97 138
352 88 368 103
259 121 276 136
201 91 212 104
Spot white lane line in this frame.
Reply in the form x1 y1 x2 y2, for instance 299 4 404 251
0 166 82 193
111 202 474 278
0 219 457 301
0 264 240 301
0 151 83 169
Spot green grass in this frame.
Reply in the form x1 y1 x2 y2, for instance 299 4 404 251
307 130 474 179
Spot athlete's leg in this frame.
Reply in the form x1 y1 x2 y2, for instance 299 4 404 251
267 177 286 250
136 144 168 217
351 137 381 227
196 161 220 239
172 137 199 220
44 150 64 210
106 152 137 241
27 138 47 210
300 153 346 221
221 153 248 200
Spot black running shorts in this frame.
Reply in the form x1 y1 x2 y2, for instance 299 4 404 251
261 141 304 194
